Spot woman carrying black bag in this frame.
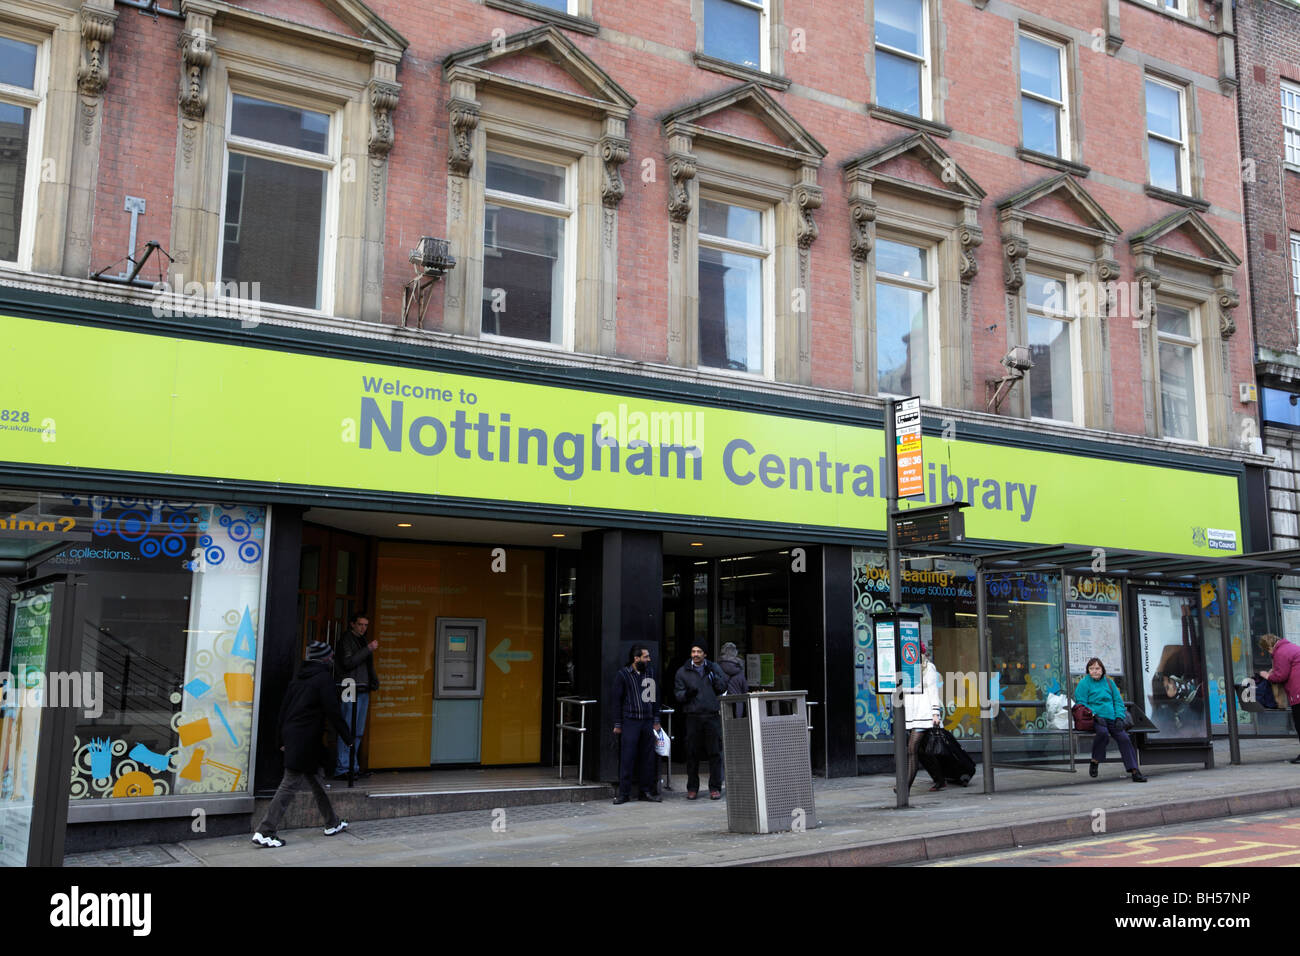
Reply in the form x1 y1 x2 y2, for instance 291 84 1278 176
902 642 946 792
1075 657 1147 783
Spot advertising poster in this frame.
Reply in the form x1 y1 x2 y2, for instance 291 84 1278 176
874 621 896 694
0 586 54 867
1136 591 1206 739
897 618 922 694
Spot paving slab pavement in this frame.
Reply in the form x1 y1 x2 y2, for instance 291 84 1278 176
62 738 1300 867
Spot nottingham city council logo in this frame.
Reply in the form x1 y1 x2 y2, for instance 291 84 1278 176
1191 526 1207 548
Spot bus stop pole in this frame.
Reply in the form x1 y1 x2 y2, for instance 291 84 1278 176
885 399 908 809
1218 575 1241 766
977 561 994 793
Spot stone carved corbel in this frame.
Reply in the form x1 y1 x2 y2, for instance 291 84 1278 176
1002 234 1029 291
849 198 876 261
1134 265 1161 327
78 6 117 97
178 28 214 120
794 184 823 249
369 81 401 158
667 152 697 223
600 136 631 207
1217 286 1239 339
959 224 983 283
448 100 480 175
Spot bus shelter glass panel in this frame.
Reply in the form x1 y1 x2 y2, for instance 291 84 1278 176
0 584 53 866
1199 577 1247 736
986 571 1069 766
1251 585 1299 737
851 550 977 747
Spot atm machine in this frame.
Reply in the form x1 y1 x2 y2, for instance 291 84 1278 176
431 617 486 764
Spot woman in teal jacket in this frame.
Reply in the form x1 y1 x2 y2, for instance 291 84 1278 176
1075 658 1147 783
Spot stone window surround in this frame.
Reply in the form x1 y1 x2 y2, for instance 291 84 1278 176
166 0 405 324
1020 265 1084 426
663 83 825 386
1012 21 1085 170
697 191 775 377
483 0 598 37
0 16 48 270
843 133 983 405
4 1 116 281
441 26 634 357
1141 70 1202 203
873 232 940 402
865 0 944 127
1129 210 1241 448
692 0 786 87
997 175 1121 429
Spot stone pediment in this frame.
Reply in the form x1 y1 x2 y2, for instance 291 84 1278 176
997 174 1120 241
197 0 407 55
842 132 984 206
661 83 826 163
1129 208 1241 272
444 25 635 114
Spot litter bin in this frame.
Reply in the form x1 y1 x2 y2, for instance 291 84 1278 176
721 691 816 834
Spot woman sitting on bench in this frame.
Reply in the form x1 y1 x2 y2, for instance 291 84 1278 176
1075 658 1147 783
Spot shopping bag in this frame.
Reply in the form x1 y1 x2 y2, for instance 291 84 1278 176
652 725 671 758
1071 703 1095 732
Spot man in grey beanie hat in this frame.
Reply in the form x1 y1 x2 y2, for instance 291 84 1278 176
252 641 353 847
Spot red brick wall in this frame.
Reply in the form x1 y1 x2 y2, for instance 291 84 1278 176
82 0 1254 440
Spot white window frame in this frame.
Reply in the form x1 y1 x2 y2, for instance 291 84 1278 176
874 235 939 402
1283 81 1300 168
1146 0 1186 15
1024 270 1083 426
1145 76 1191 196
874 0 932 120
0 29 46 270
1153 301 1207 445
479 144 578 352
216 89 340 314
1018 32 1070 160
697 192 775 379
1291 234 1300 347
703 0 771 73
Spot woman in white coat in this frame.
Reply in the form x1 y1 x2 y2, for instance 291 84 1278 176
902 642 946 791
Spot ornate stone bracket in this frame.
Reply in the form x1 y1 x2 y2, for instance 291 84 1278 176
959 224 983 284
369 81 401 159
448 99 480 175
667 151 697 223
1134 264 1161 326
600 136 630 208
178 27 215 120
78 6 117 97
1217 286 1239 339
794 183 823 249
1001 234 1029 291
848 197 876 261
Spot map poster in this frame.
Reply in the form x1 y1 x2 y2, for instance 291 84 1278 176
1066 603 1124 676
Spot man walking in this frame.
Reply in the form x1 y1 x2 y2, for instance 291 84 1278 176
334 612 379 779
252 641 352 847
674 643 729 800
611 645 662 804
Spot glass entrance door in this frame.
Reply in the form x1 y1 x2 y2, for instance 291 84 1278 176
297 524 370 654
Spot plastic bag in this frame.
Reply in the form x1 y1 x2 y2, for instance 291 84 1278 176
652 725 671 758
1045 692 1070 730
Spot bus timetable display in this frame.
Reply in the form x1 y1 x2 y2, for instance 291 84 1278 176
892 506 966 547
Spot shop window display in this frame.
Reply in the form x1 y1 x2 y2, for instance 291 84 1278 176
852 550 977 744
0 491 266 802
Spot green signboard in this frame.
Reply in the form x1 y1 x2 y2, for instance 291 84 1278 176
0 314 1241 554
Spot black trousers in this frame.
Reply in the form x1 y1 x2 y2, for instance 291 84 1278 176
618 718 657 799
685 713 723 793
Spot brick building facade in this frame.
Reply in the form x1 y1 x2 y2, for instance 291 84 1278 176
0 0 1282 852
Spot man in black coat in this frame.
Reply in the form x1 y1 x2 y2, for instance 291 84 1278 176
333 612 379 778
673 643 729 799
252 642 353 848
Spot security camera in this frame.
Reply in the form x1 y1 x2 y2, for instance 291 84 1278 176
1001 346 1033 373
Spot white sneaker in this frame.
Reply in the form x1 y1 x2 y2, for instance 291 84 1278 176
323 820 349 836
251 832 284 848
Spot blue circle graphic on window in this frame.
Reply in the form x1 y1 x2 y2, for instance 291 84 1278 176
165 512 190 533
205 546 225 565
238 541 262 564
229 521 251 542
140 538 161 558
162 535 185 556
199 535 213 548
116 511 151 542
93 520 111 537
